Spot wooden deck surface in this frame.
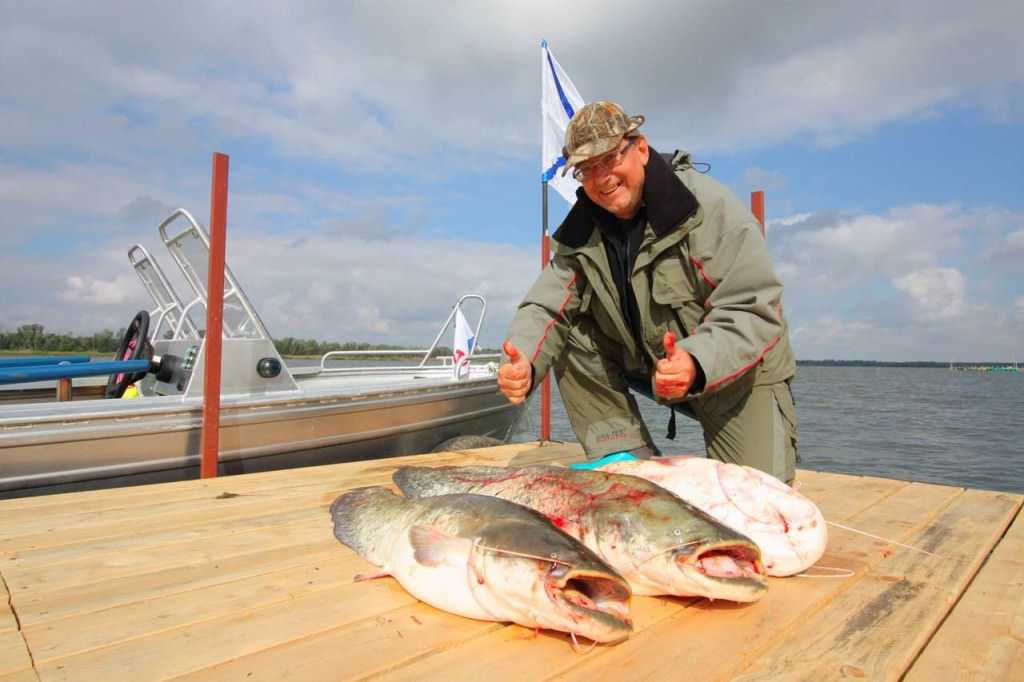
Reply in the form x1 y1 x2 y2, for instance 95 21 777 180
0 442 1021 681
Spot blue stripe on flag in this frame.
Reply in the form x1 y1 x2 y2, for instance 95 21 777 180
542 156 567 182
545 49 575 120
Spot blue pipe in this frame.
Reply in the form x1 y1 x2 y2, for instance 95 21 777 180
0 360 152 385
0 356 92 368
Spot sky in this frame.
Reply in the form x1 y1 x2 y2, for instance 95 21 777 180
2 1 1022 362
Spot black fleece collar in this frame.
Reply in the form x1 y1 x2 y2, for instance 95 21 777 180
552 146 700 249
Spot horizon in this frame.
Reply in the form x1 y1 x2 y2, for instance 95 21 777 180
1 326 1020 368
2 2 1022 362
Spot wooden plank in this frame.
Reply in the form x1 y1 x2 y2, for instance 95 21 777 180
729 488 1022 681
0 578 17 635
538 481 963 681
15 543 341 627
32 578 423 681
368 594 702 682
0 443 541 553
24 555 359 664
905 503 1024 681
795 470 906 521
3 506 324 574
0 630 32 678
0 576 34 680
505 442 587 467
6 520 331 595
167 602 502 682
0 475 385 555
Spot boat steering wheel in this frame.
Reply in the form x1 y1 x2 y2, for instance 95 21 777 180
105 310 153 398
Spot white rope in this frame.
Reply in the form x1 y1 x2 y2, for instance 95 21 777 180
795 565 856 579
827 521 942 558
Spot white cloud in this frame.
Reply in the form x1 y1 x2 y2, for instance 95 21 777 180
790 316 879 359
61 275 137 306
773 204 1024 360
769 213 813 230
771 204 973 292
2 3 1022 166
743 166 788 192
892 267 966 320
165 230 536 346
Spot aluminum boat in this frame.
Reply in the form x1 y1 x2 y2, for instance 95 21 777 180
0 209 524 498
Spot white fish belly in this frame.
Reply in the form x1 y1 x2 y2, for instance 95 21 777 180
387 540 496 621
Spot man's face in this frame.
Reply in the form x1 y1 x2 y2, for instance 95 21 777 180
579 135 649 219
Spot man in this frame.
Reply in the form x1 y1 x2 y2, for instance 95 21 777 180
499 101 799 482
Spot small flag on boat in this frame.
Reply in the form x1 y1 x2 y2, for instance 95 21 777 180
453 307 474 379
541 39 586 205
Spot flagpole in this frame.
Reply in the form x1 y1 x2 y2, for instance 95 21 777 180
539 37 580 444
540 181 552 442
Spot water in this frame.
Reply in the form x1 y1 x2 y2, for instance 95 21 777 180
509 365 1024 493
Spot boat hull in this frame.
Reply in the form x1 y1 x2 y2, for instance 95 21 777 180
0 378 524 498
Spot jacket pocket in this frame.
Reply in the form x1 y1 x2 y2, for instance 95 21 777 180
651 257 702 338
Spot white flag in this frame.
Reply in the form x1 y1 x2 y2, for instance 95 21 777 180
541 40 586 205
452 307 475 379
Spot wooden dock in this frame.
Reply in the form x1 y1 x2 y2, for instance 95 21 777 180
1 442 1021 681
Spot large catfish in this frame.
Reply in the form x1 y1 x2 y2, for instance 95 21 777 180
393 465 767 602
599 456 828 576
330 487 633 644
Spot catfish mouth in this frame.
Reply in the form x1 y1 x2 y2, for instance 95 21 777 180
548 570 632 638
678 542 767 598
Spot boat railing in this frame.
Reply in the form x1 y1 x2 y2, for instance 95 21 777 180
128 244 201 342
158 209 271 342
317 294 500 380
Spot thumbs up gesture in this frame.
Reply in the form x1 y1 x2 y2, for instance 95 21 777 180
498 340 532 405
654 331 696 400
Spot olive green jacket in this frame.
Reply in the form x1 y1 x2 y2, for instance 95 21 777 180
507 148 795 408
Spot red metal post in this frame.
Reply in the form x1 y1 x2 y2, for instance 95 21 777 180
200 152 229 479
751 190 765 236
540 231 552 441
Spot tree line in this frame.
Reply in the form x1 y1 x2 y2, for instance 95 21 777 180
0 323 498 359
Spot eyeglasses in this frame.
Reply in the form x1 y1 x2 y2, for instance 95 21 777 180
572 137 637 181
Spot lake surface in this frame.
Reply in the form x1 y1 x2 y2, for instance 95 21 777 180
508 365 1024 493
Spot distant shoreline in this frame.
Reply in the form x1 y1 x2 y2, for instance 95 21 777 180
0 350 1016 368
797 360 1019 369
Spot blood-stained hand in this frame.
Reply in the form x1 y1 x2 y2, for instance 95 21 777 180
498 340 532 405
654 331 696 400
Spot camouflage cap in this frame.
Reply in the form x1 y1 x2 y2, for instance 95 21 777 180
561 101 645 176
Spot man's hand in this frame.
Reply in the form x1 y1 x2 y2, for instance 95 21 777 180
498 340 532 405
654 331 696 400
